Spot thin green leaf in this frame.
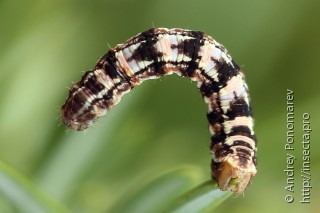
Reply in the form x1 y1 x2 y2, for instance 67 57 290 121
109 167 204 213
166 180 232 213
0 160 71 213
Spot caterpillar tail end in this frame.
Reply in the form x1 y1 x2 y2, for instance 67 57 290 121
212 156 257 194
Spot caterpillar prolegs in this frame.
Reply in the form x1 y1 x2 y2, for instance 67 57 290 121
61 28 257 194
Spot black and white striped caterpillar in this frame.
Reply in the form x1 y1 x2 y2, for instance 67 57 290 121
61 28 257 194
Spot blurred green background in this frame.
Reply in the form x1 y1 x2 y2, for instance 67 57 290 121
0 0 319 212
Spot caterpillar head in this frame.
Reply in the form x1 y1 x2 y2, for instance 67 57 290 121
212 155 257 194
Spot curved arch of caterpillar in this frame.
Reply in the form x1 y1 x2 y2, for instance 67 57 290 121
61 28 257 194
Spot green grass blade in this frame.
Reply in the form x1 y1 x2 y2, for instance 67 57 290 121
166 180 232 213
109 167 204 213
0 160 71 213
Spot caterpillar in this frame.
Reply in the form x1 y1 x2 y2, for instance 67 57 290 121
61 28 257 194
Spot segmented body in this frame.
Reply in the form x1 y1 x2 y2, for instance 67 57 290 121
61 28 257 194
